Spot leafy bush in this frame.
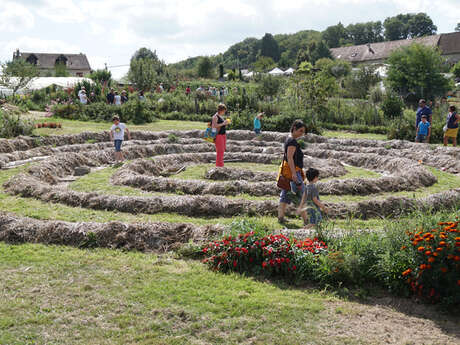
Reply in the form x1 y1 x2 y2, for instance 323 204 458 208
400 220 460 305
0 110 35 138
202 232 328 279
381 91 404 119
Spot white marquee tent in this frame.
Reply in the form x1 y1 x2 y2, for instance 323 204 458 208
268 67 284 76
284 67 295 75
0 77 92 96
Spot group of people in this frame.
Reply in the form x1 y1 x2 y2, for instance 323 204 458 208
415 99 459 146
106 88 129 105
77 86 96 105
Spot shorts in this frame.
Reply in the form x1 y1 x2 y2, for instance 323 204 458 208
416 134 427 142
307 207 322 225
279 171 305 205
444 127 459 138
114 139 123 152
254 128 261 135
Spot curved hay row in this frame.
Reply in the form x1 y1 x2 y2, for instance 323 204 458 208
0 212 223 251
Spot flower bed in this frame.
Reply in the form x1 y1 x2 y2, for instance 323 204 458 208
401 219 460 305
202 232 328 278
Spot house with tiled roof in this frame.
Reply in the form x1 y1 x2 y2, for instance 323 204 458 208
12 50 91 77
330 32 460 65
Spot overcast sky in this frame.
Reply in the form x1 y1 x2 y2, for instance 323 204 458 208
1 0 459 79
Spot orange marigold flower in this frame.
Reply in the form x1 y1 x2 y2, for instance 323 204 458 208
454 256 460 262
455 237 460 241
402 268 412 276
425 251 432 256
428 257 436 263
420 264 427 270
432 252 439 257
426 264 432 269
439 241 447 246
448 254 454 259
436 247 443 252
440 267 448 273
401 245 407 250
418 246 425 252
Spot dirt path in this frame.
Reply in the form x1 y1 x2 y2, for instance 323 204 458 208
320 297 460 345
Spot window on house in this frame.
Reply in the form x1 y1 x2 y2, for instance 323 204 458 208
26 55 38 65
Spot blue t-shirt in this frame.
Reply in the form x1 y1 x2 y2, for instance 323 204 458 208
254 117 261 129
416 106 432 128
417 121 430 136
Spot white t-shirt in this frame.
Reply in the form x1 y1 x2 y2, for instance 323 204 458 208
79 93 87 104
114 95 121 105
111 123 126 140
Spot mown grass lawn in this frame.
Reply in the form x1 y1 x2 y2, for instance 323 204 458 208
0 242 333 345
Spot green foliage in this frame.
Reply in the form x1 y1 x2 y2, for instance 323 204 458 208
89 69 113 86
343 65 380 99
384 13 437 41
260 33 280 62
381 91 404 119
346 21 384 45
52 99 156 124
387 43 452 100
253 56 276 72
257 75 281 98
451 61 460 79
54 62 69 77
0 59 39 95
456 23 460 32
315 58 351 79
197 57 214 78
128 47 169 91
167 133 179 143
322 22 348 48
297 40 331 65
0 109 35 138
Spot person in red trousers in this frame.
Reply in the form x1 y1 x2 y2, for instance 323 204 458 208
211 103 229 167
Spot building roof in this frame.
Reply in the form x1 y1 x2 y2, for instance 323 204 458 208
15 52 91 70
438 32 460 55
330 34 442 63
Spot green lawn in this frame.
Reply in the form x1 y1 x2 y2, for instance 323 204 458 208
322 130 387 140
0 242 333 345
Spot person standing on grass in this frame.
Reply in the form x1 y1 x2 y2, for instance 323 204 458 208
109 116 130 164
212 103 229 167
78 90 87 105
253 112 263 135
114 91 121 106
415 115 431 143
106 88 115 104
415 99 432 141
298 168 328 229
278 119 308 225
444 105 459 147
121 90 129 104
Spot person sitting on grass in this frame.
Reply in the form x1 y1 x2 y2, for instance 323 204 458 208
298 168 328 229
253 112 263 135
109 115 130 165
415 115 431 143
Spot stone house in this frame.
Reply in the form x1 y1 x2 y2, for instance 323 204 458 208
330 32 460 66
12 50 91 77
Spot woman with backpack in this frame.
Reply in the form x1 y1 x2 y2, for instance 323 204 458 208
212 103 229 167
444 105 459 147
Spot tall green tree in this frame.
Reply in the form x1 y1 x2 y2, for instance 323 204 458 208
384 13 436 41
297 40 331 65
54 62 69 77
260 33 280 62
128 47 165 91
0 59 38 95
322 23 348 48
387 43 451 100
89 69 112 86
197 57 214 78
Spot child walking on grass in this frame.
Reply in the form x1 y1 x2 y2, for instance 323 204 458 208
298 168 328 228
109 115 130 165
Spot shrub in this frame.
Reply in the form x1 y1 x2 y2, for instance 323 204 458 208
0 110 35 138
202 232 328 280
381 91 404 119
400 220 460 305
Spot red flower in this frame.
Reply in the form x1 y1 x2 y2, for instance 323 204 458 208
233 260 237 268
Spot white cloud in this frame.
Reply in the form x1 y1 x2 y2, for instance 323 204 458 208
0 2 35 32
36 0 85 23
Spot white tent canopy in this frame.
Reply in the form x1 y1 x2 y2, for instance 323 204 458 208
268 67 284 75
243 71 254 78
0 77 93 96
284 67 295 75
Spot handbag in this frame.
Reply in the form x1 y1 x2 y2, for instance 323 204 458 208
277 174 291 190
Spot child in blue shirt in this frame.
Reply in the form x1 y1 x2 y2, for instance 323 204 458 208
253 112 263 135
416 115 431 143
